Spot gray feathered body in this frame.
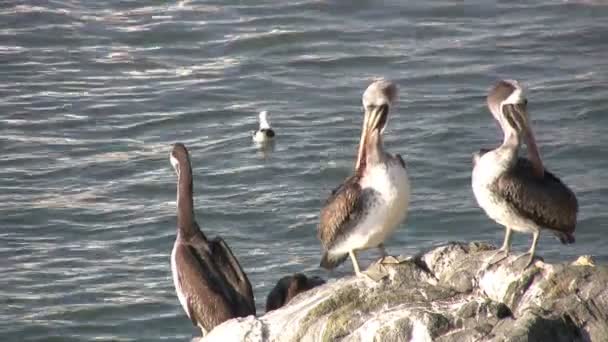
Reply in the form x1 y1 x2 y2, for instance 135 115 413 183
472 148 577 243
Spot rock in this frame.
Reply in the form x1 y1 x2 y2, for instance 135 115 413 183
202 242 608 342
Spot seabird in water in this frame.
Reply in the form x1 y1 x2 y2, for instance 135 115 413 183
265 273 326 312
318 79 410 277
252 110 275 143
472 80 578 268
169 143 256 335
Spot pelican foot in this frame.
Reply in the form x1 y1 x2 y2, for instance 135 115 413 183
483 249 510 270
511 253 542 269
377 255 404 264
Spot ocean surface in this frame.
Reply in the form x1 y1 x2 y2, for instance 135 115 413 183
1 0 607 340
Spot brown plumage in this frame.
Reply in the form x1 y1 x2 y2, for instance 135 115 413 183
475 149 578 244
207 237 256 314
170 143 255 335
318 176 365 269
473 80 579 268
265 273 326 312
317 79 410 275
494 157 577 243
173 238 252 328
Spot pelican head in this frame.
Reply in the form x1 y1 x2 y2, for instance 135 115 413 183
355 79 398 170
362 79 397 134
170 143 191 178
487 80 544 176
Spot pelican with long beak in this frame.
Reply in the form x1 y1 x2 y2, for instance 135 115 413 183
318 79 410 277
169 143 255 336
472 80 578 268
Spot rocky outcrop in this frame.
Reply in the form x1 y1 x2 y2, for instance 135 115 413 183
203 242 608 342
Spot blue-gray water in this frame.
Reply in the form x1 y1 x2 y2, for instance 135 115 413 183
1 0 607 340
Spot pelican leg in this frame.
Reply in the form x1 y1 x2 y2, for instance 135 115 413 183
349 250 362 275
525 230 541 268
510 231 541 269
499 226 513 253
350 250 384 281
485 227 513 269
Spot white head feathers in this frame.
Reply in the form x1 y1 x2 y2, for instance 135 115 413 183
501 80 526 106
258 110 271 129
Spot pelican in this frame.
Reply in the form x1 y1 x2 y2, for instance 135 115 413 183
318 79 410 277
265 273 326 312
472 80 578 267
252 110 275 143
169 143 255 336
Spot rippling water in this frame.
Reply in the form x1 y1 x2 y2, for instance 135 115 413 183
2 0 608 340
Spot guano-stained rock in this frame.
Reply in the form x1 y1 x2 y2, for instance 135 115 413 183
203 242 608 342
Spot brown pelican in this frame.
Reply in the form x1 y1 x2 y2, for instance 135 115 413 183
472 80 578 267
169 143 255 335
265 273 326 312
252 110 275 143
318 79 410 277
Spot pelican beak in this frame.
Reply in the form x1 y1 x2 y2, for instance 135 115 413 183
355 109 370 171
355 104 389 170
368 104 389 134
503 103 544 177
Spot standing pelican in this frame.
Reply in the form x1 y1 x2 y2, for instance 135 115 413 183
318 79 410 277
472 80 578 267
252 110 275 143
169 143 255 335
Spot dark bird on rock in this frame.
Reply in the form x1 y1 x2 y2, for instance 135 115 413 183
169 143 255 336
265 273 326 312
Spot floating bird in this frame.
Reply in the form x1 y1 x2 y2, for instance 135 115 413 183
252 110 275 143
472 80 578 268
318 79 410 277
265 273 326 312
169 143 255 335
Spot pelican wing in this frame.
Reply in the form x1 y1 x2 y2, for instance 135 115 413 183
496 157 578 239
396 154 406 169
173 243 235 331
209 237 256 316
318 176 365 249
